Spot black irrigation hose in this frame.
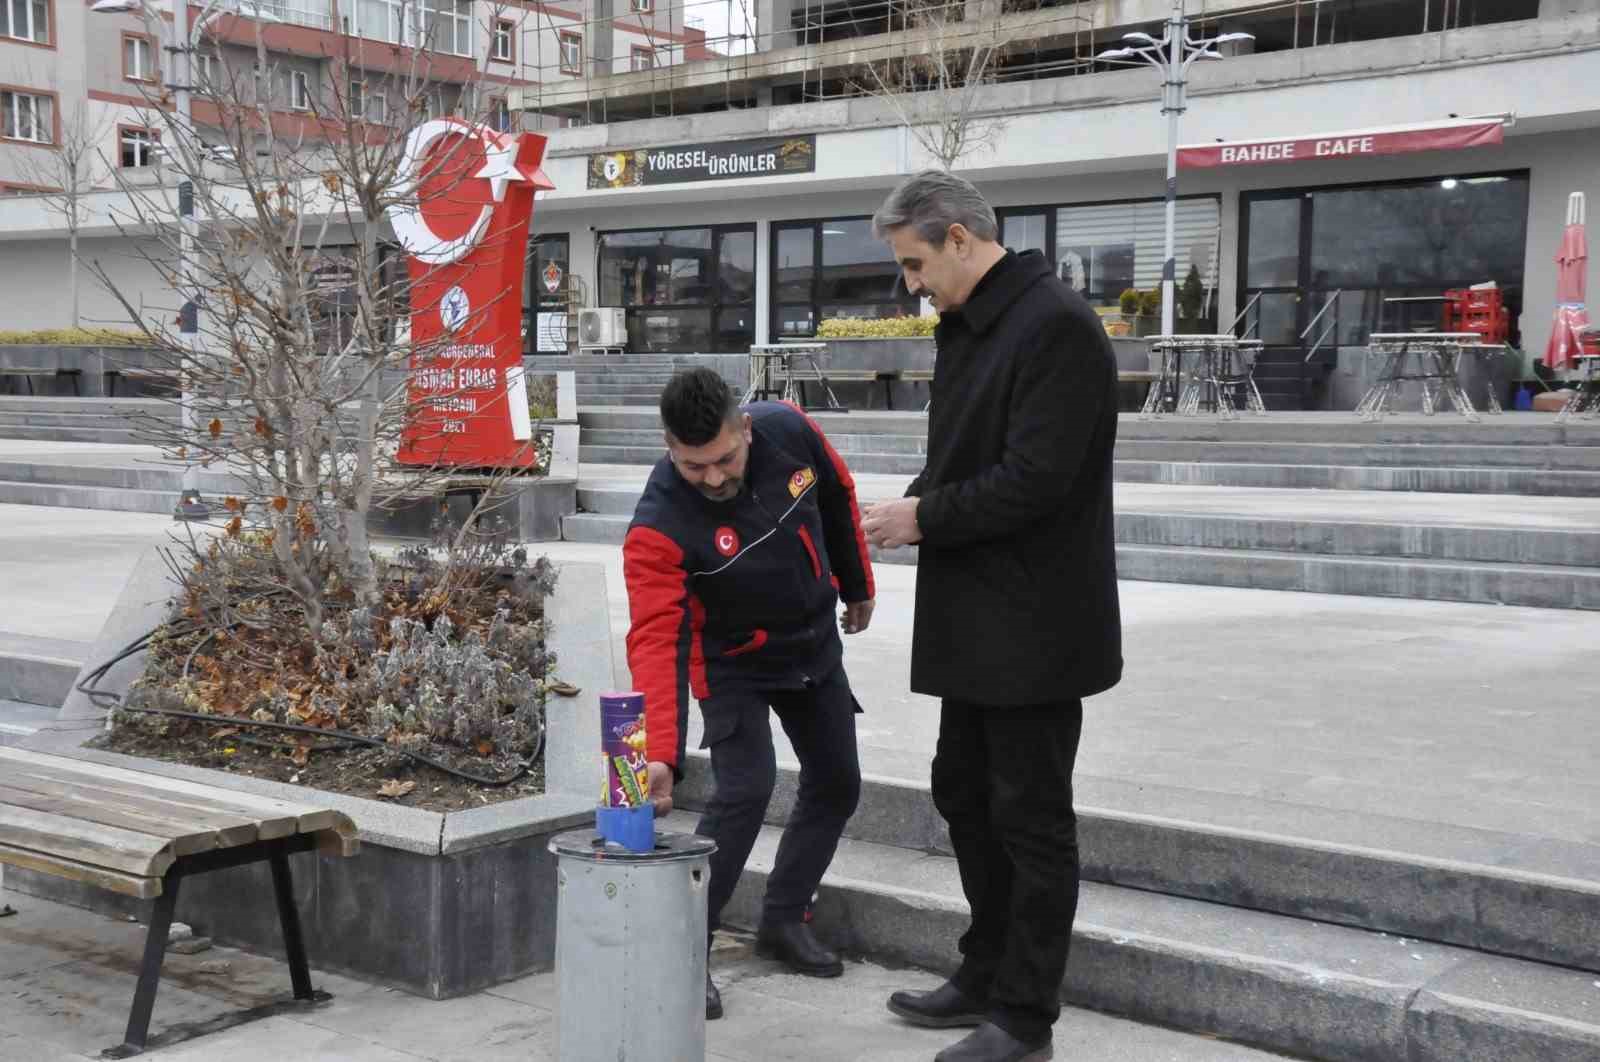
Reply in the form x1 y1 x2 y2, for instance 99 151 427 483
78 623 545 788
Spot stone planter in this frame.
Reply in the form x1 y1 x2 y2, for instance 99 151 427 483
0 344 164 397
823 337 935 410
10 559 618 999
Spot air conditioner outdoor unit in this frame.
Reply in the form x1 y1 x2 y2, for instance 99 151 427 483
579 307 627 347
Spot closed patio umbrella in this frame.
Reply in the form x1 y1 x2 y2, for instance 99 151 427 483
1546 191 1590 372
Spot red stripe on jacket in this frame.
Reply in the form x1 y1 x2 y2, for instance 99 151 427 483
622 525 703 769
786 401 876 601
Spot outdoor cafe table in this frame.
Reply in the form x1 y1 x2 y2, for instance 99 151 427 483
1357 333 1483 422
1141 335 1266 420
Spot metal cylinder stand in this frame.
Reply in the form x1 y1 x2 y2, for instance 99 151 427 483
551 830 717 1062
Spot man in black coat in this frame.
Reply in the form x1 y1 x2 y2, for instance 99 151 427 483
863 170 1123 1062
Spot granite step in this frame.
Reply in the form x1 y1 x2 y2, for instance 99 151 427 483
674 763 1600 975
689 812 1600 1062
0 632 87 709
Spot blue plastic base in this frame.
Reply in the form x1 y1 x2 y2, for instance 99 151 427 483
595 804 655 853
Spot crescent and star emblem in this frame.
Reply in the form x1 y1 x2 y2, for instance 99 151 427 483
715 527 739 557
387 118 551 266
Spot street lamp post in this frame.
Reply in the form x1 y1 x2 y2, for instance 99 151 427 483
1098 2 1252 337
90 0 279 519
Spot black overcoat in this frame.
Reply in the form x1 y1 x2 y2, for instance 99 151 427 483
908 249 1123 704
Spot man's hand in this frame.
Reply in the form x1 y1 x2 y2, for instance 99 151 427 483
862 498 924 550
842 598 875 634
646 761 674 817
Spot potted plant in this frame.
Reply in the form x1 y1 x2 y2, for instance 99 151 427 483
1135 288 1163 337
1177 265 1208 333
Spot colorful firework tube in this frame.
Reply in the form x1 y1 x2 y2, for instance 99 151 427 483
599 692 650 809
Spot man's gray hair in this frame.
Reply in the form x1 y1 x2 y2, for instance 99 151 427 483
872 170 999 248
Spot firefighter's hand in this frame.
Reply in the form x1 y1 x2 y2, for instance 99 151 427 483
842 599 876 635
647 761 674 817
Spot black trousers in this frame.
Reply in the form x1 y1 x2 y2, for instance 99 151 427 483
933 697 1084 1043
694 666 862 931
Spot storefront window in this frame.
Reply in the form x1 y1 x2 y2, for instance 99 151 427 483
772 217 918 337
598 225 754 352
1054 198 1221 307
528 234 570 354
1241 172 1530 347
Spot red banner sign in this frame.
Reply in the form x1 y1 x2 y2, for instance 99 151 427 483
389 118 554 468
1178 120 1504 171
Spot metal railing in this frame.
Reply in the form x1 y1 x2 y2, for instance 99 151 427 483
1301 289 1342 362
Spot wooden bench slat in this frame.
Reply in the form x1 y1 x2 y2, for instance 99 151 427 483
0 747 341 837
901 370 935 382
0 841 161 899
4 763 297 843
824 369 888 382
0 804 176 878
0 781 254 857
0 770 271 843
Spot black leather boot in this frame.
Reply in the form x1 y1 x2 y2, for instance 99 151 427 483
886 981 985 1028
754 920 844 977
934 1022 1052 1062
705 970 723 1021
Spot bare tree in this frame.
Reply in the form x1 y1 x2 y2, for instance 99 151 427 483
88 17 545 639
854 0 1021 171
18 103 114 328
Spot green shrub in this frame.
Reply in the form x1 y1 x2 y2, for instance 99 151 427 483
0 327 144 346
1118 289 1141 316
1179 265 1205 321
816 315 938 339
1138 288 1162 317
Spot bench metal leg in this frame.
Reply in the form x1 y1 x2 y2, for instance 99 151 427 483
105 875 182 1058
270 848 324 1003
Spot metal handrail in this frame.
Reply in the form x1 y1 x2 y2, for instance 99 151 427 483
1301 290 1342 362
1229 292 1262 338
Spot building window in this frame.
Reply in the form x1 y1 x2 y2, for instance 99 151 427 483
193 52 219 92
417 0 471 56
1 90 53 144
488 97 512 131
290 70 314 110
355 0 404 43
120 126 156 168
631 0 653 12
123 34 155 83
1240 172 1531 348
630 45 657 71
0 0 50 44
598 225 756 353
491 19 514 62
559 31 583 75
771 218 920 338
1051 197 1221 309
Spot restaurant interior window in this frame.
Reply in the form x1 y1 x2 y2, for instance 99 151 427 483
597 225 755 352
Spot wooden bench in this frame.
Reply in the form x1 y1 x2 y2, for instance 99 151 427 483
0 367 82 396
813 368 898 409
106 368 179 397
0 746 359 1058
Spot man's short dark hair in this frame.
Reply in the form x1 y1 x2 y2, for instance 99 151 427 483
659 368 739 446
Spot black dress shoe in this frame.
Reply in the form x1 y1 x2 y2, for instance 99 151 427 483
706 971 723 1021
887 981 985 1028
934 1022 1052 1062
754 920 844 977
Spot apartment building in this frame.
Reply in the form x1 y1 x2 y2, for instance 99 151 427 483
1 0 1597 408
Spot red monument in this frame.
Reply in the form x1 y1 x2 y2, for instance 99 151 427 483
388 118 554 468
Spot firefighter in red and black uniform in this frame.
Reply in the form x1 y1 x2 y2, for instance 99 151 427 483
622 368 875 1021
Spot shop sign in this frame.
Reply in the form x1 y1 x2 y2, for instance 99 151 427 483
1178 119 1505 170
588 135 815 188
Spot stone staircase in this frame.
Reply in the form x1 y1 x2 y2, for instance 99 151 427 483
564 409 1600 610
0 396 168 445
675 759 1600 1062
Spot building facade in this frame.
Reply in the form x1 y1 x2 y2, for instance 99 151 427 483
1 0 1598 407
